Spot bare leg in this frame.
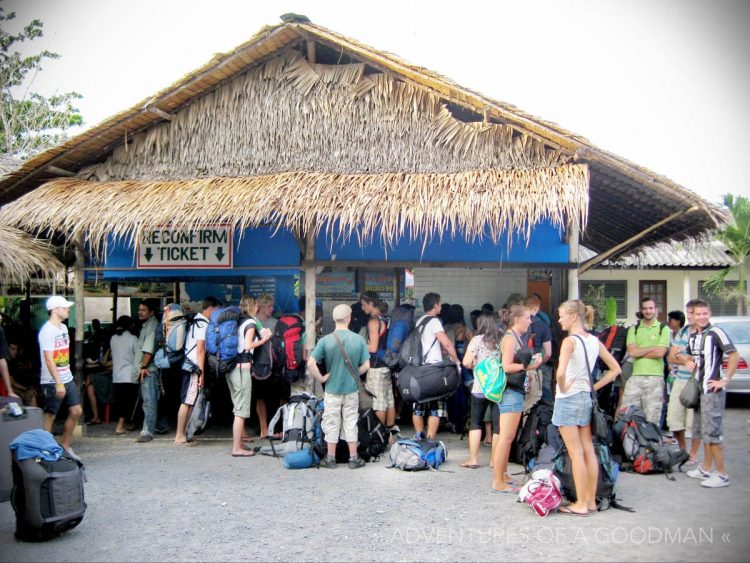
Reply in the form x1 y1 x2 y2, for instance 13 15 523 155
491 412 521 491
115 416 126 433
483 421 493 445
174 403 191 444
231 416 253 456
257 399 269 437
426 415 440 439
60 405 82 451
85 383 100 423
412 413 425 435
689 439 701 463
375 410 386 425
461 428 481 466
580 424 599 511
490 432 499 468
385 406 396 427
558 425 590 514
43 413 55 433
711 443 726 475
673 429 686 451
702 441 714 472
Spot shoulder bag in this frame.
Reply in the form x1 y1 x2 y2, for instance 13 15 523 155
333 332 376 411
573 334 611 443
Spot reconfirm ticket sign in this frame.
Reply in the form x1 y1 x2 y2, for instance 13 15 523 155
137 225 233 269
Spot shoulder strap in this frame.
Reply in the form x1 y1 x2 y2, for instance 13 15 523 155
333 332 360 385
572 334 597 404
417 316 439 362
604 325 618 350
507 329 524 349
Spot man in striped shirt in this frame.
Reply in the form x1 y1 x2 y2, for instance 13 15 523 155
683 299 739 488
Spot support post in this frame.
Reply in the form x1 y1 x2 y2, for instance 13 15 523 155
393 268 401 308
304 231 316 355
111 282 118 323
567 215 580 300
74 235 86 379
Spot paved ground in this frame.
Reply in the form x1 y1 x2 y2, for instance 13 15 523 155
2 400 749 562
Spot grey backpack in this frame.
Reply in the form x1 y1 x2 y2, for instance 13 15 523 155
257 393 319 457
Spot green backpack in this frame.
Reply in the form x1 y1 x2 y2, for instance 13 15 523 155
473 351 506 402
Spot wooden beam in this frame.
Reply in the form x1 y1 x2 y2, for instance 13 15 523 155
46 165 75 177
143 106 174 121
578 206 700 274
567 215 580 299
306 40 316 64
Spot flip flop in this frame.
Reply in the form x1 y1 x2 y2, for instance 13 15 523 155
491 487 519 494
231 451 255 457
87 420 101 426
559 507 588 517
460 463 480 469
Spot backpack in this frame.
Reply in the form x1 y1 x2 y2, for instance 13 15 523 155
518 469 562 517
596 324 628 367
510 398 554 468
396 362 460 403
10 430 86 541
251 336 275 381
473 352 506 403
397 316 437 368
272 314 305 383
186 388 211 441
205 306 243 377
382 305 415 369
553 440 633 512
325 408 390 463
614 405 688 479
154 304 206 370
388 438 447 471
257 393 320 457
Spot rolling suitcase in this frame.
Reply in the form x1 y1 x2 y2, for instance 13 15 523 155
1 405 44 501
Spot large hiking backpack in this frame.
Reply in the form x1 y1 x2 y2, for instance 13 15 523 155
553 439 633 512
257 393 319 457
388 438 447 471
10 430 86 541
272 314 305 383
511 398 554 467
614 405 688 479
382 305 415 369
597 324 629 367
396 362 460 403
206 306 242 377
327 408 390 463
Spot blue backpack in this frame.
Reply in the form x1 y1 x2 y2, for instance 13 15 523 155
206 306 242 376
382 305 415 369
388 437 447 470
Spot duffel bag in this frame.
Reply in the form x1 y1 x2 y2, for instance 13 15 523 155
396 362 460 403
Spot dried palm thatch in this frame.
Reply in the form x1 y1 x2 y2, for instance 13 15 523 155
74 52 567 185
0 224 63 284
0 164 589 253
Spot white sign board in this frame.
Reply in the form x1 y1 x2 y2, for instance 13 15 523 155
137 225 233 269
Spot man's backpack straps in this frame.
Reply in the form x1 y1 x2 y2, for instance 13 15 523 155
418 316 438 363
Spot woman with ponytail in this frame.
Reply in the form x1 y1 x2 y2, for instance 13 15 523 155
555 300 621 516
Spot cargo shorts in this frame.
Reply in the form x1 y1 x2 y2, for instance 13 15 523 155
621 375 664 425
666 378 694 433
691 390 725 445
366 366 394 412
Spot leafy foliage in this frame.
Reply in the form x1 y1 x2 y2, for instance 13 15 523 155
704 194 750 315
0 5 83 157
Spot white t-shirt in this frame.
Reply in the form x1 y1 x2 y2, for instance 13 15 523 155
238 317 262 356
185 313 209 366
416 315 444 365
110 331 138 384
556 332 599 399
38 321 73 385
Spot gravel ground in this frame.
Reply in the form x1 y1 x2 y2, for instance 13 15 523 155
1 404 749 562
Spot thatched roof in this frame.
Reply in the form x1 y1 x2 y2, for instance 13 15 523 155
0 20 722 257
0 224 64 284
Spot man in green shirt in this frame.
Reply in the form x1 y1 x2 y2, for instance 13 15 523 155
308 304 370 469
622 297 670 424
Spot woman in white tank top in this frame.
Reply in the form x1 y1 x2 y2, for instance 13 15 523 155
554 300 621 516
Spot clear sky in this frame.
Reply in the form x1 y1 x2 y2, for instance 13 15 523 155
5 0 750 206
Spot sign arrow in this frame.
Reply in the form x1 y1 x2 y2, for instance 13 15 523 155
216 247 225 261
144 247 153 262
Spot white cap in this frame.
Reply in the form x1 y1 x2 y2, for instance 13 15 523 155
332 304 352 321
46 296 75 310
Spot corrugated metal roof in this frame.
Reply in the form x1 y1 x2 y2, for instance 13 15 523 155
580 239 733 268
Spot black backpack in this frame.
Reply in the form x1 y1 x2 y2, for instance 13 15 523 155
554 440 634 512
511 398 554 467
398 316 437 368
331 409 389 463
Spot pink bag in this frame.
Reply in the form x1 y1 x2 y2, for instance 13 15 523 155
518 469 562 517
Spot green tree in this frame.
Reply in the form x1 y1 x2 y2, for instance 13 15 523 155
704 194 750 315
0 5 83 157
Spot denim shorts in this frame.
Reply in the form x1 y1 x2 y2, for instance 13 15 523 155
42 380 81 415
552 391 592 427
498 389 524 414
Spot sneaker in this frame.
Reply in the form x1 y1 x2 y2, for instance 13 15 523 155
349 457 366 469
388 425 401 436
700 473 730 488
319 457 337 469
135 434 153 443
686 465 712 480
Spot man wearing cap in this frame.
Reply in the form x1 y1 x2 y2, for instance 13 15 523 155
39 296 82 452
307 303 370 469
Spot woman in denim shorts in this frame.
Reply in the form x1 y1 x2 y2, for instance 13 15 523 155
491 305 543 493
554 300 620 516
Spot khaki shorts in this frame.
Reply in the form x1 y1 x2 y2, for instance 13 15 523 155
666 378 694 433
366 366 394 412
323 391 359 443
225 364 253 419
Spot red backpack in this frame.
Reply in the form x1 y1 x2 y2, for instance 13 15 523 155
272 315 305 383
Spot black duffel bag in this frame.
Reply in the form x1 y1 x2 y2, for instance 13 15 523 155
397 362 460 403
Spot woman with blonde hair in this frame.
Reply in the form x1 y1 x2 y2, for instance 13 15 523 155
555 300 620 516
491 305 543 492
227 295 271 457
